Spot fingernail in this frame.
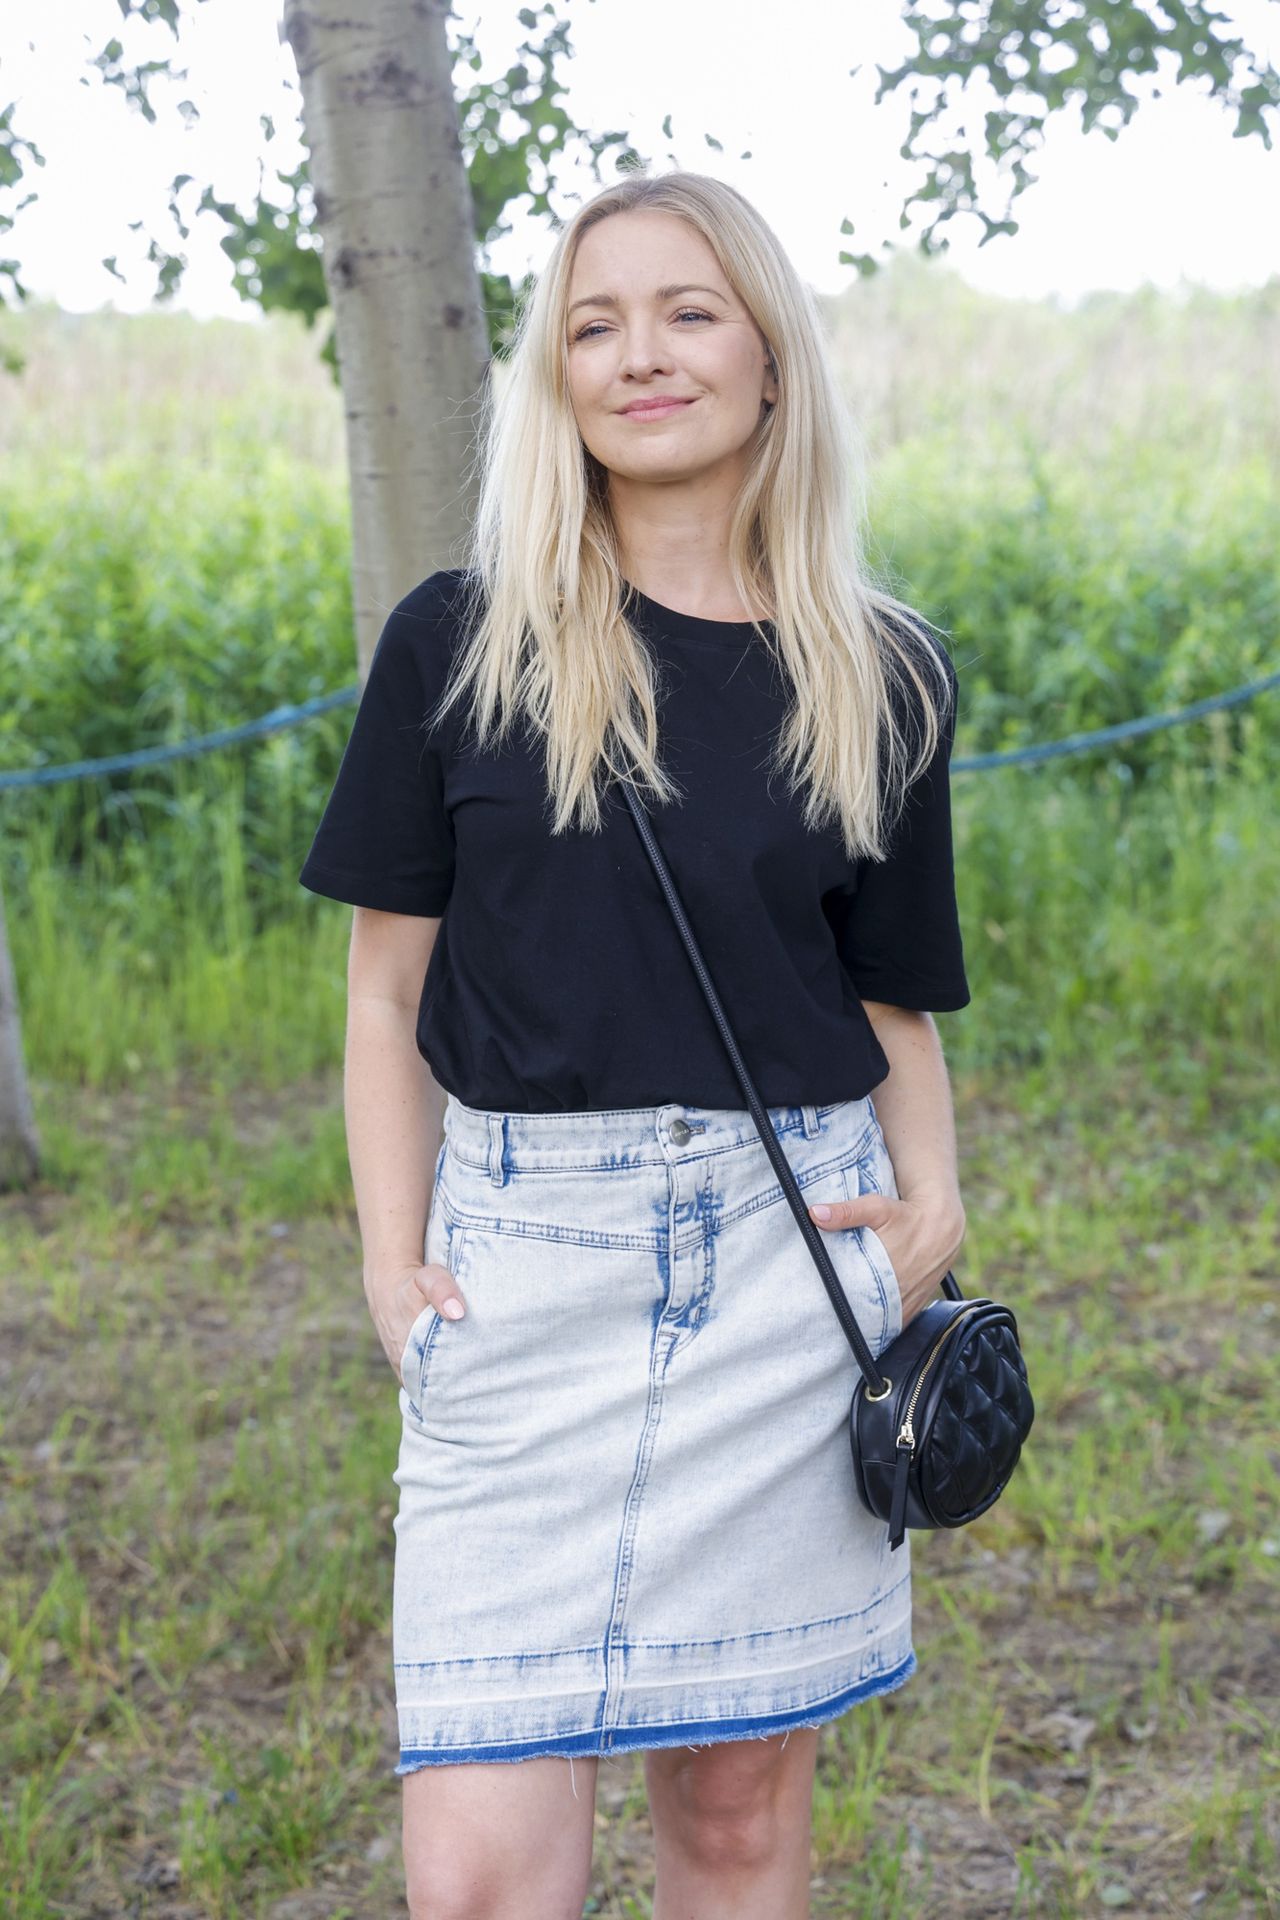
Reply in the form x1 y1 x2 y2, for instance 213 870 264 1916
442 1298 464 1320
810 1204 833 1222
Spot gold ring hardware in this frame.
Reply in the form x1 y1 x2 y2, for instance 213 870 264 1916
864 1376 893 1402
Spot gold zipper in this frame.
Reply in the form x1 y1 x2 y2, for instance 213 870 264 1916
896 1302 985 1452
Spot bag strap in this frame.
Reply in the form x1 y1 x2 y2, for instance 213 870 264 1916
618 777 961 1397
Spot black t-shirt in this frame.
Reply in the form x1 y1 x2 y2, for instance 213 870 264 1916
298 569 970 1112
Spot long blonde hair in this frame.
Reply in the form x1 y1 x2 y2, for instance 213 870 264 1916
436 168 956 863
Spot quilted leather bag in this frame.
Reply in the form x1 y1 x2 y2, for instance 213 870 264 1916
619 778 1035 1551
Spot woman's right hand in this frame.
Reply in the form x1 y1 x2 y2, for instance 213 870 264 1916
376 1261 469 1386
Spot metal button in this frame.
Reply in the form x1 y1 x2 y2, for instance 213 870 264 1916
669 1118 692 1145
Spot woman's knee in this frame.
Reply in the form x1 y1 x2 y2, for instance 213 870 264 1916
670 1796 783 1873
646 1731 818 1867
404 1860 494 1920
404 1845 590 1920
401 1754 596 1920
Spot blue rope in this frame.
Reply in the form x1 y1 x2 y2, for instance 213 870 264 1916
1 666 1275 792
952 666 1280 771
0 686 359 791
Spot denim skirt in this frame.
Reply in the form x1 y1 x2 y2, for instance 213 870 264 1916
391 1091 913 1773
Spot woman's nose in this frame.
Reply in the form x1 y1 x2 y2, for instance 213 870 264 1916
616 329 675 380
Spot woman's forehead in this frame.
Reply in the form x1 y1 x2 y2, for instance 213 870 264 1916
570 211 726 290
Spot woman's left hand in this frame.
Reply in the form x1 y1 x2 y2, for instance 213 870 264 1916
808 1190 966 1329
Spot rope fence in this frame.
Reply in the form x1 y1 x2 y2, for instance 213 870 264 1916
1 666 1276 793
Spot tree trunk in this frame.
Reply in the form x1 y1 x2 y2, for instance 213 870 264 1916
0 883 40 1188
281 0 490 675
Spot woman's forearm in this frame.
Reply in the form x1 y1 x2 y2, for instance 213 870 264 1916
863 1004 965 1231
344 992 446 1299
808 1003 966 1319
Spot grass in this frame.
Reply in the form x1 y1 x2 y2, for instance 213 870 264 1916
2 1049 1276 1916
6 713 1278 1100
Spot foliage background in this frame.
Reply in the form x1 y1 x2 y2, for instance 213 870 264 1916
1 258 1277 1093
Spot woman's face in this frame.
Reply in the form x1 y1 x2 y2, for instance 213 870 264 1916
564 209 777 494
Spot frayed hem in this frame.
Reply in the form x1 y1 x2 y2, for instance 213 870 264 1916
394 1649 917 1773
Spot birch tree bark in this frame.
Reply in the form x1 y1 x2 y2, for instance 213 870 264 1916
281 0 490 675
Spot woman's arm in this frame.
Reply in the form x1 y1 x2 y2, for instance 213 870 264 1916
808 1002 966 1326
344 906 467 1381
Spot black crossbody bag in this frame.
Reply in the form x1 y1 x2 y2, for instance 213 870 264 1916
618 778 1035 1552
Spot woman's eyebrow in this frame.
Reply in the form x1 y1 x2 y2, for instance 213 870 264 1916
567 283 730 316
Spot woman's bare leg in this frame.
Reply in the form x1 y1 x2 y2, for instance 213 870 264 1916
645 1727 821 1920
402 1754 599 1920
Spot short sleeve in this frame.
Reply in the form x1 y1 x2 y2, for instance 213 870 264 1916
298 577 458 916
827 637 971 1012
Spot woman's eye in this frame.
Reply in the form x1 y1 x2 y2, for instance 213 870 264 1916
571 308 714 343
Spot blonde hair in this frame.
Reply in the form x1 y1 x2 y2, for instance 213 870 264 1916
436 167 956 863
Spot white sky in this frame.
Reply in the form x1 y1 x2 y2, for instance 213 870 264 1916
4 0 1278 319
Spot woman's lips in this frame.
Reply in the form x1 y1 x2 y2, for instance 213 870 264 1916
620 398 697 421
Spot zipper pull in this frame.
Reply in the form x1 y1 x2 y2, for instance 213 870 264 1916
888 1433 913 1551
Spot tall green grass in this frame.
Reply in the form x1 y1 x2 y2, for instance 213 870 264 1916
0 277 1276 1093
1 430 1275 1095
8 725 1277 1098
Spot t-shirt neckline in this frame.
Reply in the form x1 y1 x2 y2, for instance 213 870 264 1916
620 580 774 649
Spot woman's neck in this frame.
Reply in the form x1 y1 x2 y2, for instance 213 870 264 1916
621 572 768 623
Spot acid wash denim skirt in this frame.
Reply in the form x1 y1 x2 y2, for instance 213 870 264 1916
391 1090 912 1773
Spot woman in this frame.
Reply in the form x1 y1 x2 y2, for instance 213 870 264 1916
300 169 970 1919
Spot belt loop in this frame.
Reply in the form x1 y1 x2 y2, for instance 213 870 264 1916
487 1113 507 1187
801 1103 820 1139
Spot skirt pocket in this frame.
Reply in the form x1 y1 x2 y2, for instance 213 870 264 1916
845 1117 904 1348
399 1301 443 1413
399 1140 464 1420
772 1117 897 1362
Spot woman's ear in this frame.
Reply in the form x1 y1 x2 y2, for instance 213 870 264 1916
762 345 779 412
